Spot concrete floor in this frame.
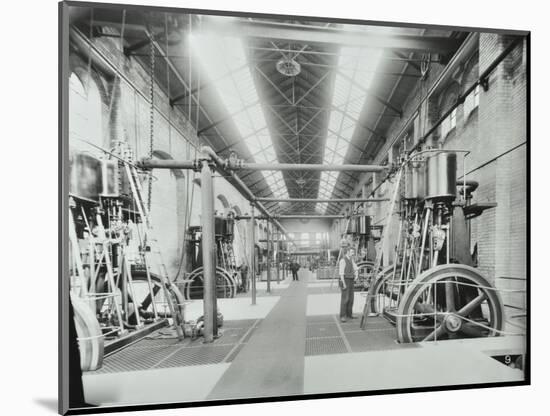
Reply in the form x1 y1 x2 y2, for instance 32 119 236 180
82 269 524 407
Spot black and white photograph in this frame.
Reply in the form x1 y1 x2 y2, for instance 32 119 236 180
58 1 530 414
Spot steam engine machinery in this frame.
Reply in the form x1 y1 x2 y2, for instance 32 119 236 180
342 207 382 290
362 149 504 344
68 142 186 371
182 214 240 299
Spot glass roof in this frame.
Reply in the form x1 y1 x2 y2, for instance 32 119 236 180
190 34 288 200
316 46 383 213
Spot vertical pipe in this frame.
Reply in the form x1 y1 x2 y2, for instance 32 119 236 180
250 204 257 305
266 221 271 293
201 160 217 342
276 229 281 284
120 245 128 318
417 207 431 276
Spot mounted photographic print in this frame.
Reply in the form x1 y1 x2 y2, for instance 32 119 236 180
59 1 530 414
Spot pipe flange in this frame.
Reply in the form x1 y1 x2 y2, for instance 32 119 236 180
192 158 215 171
137 157 151 170
227 159 244 170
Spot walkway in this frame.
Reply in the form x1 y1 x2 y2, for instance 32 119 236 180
208 278 308 399
82 269 524 407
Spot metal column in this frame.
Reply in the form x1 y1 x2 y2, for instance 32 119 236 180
201 160 217 342
250 203 256 305
266 221 271 294
276 229 280 284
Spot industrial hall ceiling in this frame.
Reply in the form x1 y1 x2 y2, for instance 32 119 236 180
70 7 469 216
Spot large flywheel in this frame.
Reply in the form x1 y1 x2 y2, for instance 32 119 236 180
396 264 504 343
128 270 186 326
71 294 104 371
367 264 405 314
182 266 237 300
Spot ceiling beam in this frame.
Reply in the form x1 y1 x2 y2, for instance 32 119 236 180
201 19 462 54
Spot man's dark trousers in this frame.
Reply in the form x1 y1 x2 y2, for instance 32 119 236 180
340 278 355 318
292 271 298 281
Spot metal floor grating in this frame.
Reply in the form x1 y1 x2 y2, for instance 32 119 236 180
211 328 250 345
95 346 180 374
89 319 259 374
155 345 234 368
126 338 182 349
305 336 348 356
306 323 341 338
306 315 335 324
344 330 418 352
340 318 391 333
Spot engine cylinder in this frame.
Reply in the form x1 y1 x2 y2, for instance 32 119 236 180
358 215 371 235
404 161 426 200
425 152 457 201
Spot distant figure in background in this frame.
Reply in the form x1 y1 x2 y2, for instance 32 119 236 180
239 263 249 293
290 260 300 281
338 247 358 322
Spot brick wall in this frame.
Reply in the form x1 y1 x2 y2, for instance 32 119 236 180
436 34 527 317
330 33 527 321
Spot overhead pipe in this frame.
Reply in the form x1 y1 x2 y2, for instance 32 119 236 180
200 146 294 244
139 157 388 174
236 215 347 220
229 161 388 173
256 197 389 203
138 146 293 242
138 159 197 170
140 145 383 243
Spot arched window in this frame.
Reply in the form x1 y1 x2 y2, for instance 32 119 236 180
215 194 230 214
462 54 480 121
69 72 103 155
439 83 459 140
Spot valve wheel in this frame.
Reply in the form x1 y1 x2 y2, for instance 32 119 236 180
396 264 504 343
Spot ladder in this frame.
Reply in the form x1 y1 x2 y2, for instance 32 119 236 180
68 203 127 336
225 243 237 271
123 161 185 338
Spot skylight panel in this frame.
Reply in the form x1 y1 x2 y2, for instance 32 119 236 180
190 34 288 201
317 46 383 212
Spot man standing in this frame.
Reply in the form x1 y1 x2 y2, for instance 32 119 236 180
290 260 300 281
239 263 249 293
339 247 358 322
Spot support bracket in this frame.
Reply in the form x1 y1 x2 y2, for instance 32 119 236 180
480 77 490 92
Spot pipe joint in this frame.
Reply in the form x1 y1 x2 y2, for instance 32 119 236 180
137 157 152 171
193 158 213 172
